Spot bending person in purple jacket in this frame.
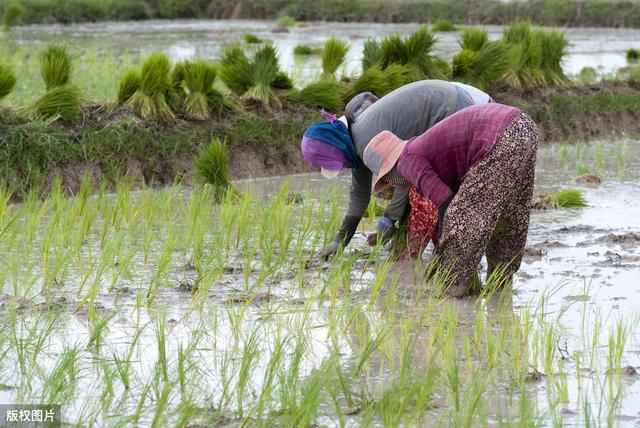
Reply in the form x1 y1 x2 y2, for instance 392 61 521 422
362 103 538 297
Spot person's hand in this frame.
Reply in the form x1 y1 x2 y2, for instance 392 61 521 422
367 233 378 246
376 216 396 245
319 241 340 260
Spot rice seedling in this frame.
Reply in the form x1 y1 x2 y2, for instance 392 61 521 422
40 44 72 90
432 19 457 32
171 60 223 120
362 38 382 71
0 62 16 101
3 1 25 28
578 66 598 85
125 52 174 121
34 84 83 120
293 44 320 56
220 43 282 106
551 188 587 208
451 41 511 90
460 27 489 52
295 80 344 112
379 27 445 79
626 48 640 62
243 33 263 44
193 138 235 201
116 69 141 104
321 37 349 80
538 29 569 85
275 14 296 30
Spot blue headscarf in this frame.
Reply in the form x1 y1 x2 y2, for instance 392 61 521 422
303 114 363 171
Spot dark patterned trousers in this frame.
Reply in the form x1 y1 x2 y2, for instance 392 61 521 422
435 113 539 297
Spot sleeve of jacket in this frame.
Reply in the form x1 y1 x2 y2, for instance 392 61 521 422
399 154 453 207
345 167 373 218
384 184 410 221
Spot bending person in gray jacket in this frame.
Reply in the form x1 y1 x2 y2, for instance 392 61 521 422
300 80 492 258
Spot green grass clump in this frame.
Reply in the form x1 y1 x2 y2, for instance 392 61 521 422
34 84 82 120
627 48 640 62
125 53 174 122
3 1 25 28
220 44 282 106
0 62 16 101
552 189 587 208
244 33 263 44
296 80 344 112
117 69 141 104
379 27 445 79
40 44 72 90
194 138 234 200
432 19 457 32
321 37 349 80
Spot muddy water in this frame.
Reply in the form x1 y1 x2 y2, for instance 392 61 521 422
237 138 640 424
1 139 639 425
6 20 639 81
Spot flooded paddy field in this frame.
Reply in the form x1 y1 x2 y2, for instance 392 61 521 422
2 20 639 104
0 138 639 426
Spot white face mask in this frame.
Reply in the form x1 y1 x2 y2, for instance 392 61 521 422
320 167 340 179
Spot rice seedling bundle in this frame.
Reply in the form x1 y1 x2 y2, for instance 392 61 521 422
460 28 488 52
175 60 218 120
551 189 587 208
40 44 72 90
380 27 445 79
627 48 640 62
117 69 141 104
220 44 282 106
244 33 263 44
362 39 382 71
34 44 82 120
0 62 16 100
432 19 457 32
272 71 294 90
321 37 349 80
452 41 511 90
3 1 25 28
297 80 344 112
125 53 174 122
34 84 82 120
194 138 235 201
294 44 314 56
538 29 568 86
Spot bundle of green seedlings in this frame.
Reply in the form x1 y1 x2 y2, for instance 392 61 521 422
2 1 25 28
293 44 322 56
362 27 449 80
193 137 236 201
243 33 264 44
219 43 292 107
170 60 231 120
118 52 174 121
626 48 640 62
431 19 457 32
321 37 349 80
531 188 587 210
34 44 82 120
0 61 16 103
502 22 569 88
451 28 511 91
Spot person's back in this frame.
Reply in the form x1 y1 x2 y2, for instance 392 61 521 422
398 103 520 204
350 80 473 157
